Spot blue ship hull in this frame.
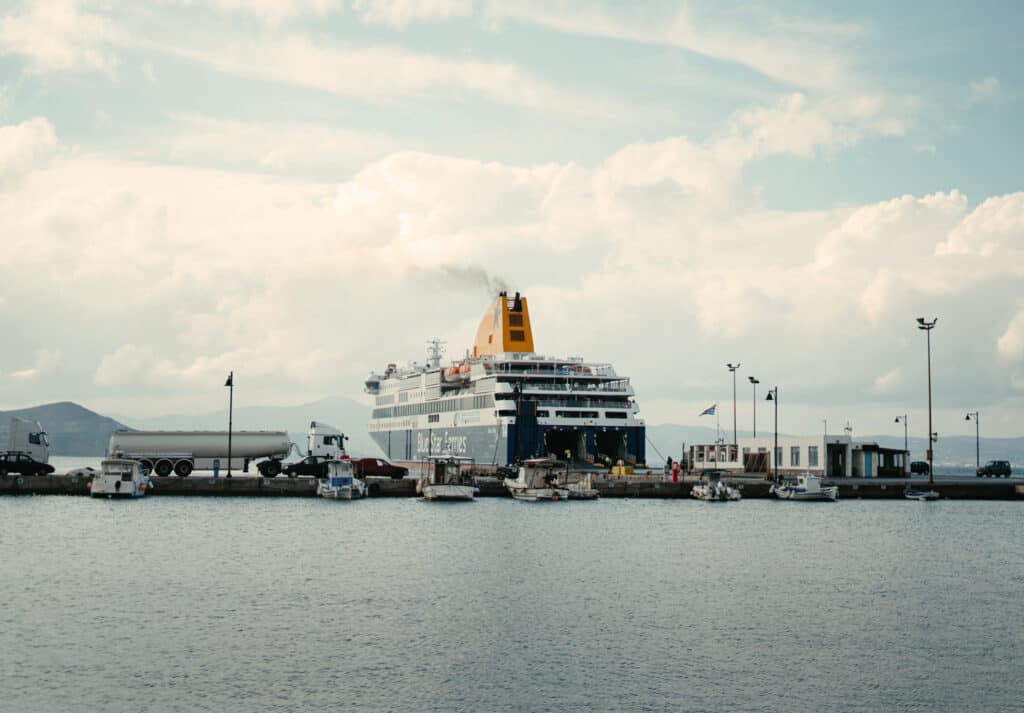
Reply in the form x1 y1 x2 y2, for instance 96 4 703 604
369 423 645 468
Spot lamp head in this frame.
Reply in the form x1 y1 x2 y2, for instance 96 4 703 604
748 376 759 384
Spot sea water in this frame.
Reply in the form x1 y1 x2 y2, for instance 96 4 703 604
1 496 1021 713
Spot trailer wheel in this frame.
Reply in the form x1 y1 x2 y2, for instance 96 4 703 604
140 460 154 475
174 460 193 477
155 460 174 477
261 460 281 477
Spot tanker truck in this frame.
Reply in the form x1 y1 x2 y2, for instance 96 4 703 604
105 421 349 477
106 430 293 477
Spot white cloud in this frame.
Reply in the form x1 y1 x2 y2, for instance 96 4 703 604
936 193 1024 260
0 116 58 189
160 114 402 171
0 0 118 74
9 348 63 381
156 0 339 26
486 1 861 92
870 368 903 394
151 32 613 119
2 113 1023 427
352 0 474 28
142 62 156 82
997 307 1024 364
969 77 999 103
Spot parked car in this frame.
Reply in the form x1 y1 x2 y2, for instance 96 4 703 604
909 460 930 474
352 457 408 479
0 452 56 476
976 460 1012 478
282 455 330 478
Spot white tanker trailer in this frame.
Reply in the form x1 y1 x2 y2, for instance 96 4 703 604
106 430 293 477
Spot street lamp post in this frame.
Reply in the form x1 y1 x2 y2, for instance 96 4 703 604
766 387 778 482
224 371 234 478
965 411 979 473
895 414 908 462
748 376 759 438
727 363 740 445
917 318 937 486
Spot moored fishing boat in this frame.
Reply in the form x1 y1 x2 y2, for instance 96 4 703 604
691 471 741 502
903 486 940 501
317 459 367 500
88 458 150 498
418 456 476 501
505 458 570 502
769 474 838 501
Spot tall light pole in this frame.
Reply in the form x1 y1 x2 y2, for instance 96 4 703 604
766 387 778 482
225 371 234 478
748 376 759 438
965 411 979 473
917 318 937 485
727 363 740 445
895 414 908 459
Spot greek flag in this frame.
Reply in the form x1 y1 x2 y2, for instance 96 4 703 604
699 404 716 416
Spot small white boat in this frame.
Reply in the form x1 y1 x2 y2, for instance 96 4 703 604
418 456 476 501
769 474 838 501
691 471 741 502
317 460 367 500
903 486 940 501
565 476 600 500
505 458 570 502
89 458 150 498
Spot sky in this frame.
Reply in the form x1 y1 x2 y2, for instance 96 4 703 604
0 0 1022 441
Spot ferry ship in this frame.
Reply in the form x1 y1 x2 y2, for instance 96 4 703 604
365 292 645 469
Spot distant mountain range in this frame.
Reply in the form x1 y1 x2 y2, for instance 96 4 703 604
0 402 130 456
3 400 1022 467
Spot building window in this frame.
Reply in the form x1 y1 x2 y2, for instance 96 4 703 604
791 447 800 466
510 330 526 341
808 446 819 467
775 447 782 466
508 314 523 327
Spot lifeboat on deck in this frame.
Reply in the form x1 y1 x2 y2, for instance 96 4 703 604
443 362 472 383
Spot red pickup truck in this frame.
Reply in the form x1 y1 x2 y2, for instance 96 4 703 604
352 457 408 479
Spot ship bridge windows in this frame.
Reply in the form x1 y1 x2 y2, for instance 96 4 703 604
372 394 495 419
497 409 516 417
605 411 628 419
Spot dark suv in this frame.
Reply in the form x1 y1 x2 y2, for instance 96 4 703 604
910 461 930 474
283 455 330 478
0 452 56 476
976 460 1012 478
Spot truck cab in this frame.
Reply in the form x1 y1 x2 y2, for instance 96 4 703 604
307 421 348 458
4 418 49 463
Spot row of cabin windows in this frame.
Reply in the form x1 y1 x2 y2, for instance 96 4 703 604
698 445 819 467
372 394 493 419
771 446 819 467
427 409 629 420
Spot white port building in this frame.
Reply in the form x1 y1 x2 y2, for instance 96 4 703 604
687 435 909 477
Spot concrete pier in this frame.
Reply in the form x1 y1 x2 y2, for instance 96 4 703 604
1 472 1021 500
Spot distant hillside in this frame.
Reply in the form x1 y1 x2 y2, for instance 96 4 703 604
0 402 131 456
